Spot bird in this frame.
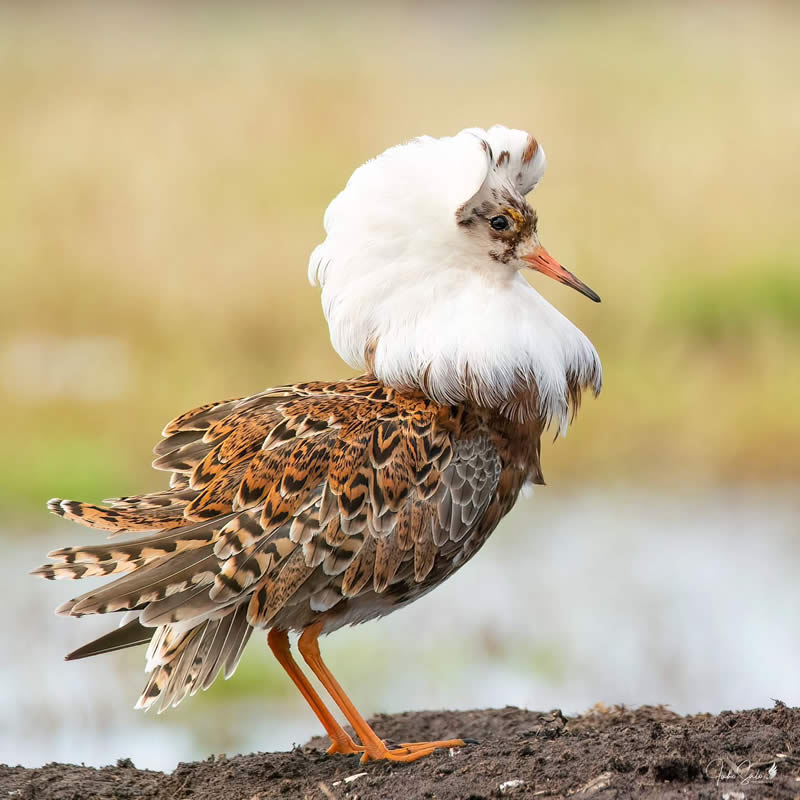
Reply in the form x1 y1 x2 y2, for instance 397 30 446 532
34 125 602 763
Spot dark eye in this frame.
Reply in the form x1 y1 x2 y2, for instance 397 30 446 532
490 215 509 231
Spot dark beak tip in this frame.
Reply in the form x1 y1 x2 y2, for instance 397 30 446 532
579 285 601 303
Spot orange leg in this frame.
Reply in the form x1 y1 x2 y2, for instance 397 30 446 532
267 628 362 756
297 622 466 763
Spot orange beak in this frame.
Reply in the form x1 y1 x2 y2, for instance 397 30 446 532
521 245 601 303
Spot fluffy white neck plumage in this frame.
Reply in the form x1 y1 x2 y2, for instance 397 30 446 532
309 125 601 431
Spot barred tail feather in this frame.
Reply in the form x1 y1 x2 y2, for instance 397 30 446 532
32 518 226 582
35 509 278 713
60 593 254 712
136 604 252 713
54 549 220 617
47 490 200 534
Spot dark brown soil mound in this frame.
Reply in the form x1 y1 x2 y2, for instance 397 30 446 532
3 704 799 799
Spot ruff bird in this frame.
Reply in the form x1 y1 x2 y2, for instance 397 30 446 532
35 126 601 762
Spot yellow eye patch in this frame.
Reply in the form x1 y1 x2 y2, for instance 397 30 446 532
504 207 525 227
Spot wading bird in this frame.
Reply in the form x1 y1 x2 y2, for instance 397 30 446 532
35 126 601 763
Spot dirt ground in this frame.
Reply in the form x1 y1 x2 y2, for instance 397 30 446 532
3 704 799 799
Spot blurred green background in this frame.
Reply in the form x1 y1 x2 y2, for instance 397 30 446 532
2 0 799 771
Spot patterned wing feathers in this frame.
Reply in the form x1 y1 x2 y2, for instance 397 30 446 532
56 549 219 617
211 527 298 603
212 434 334 558
136 604 253 712
46 497 190 533
436 437 501 545
329 444 371 520
212 511 264 560
411 502 437 582
394 504 416 552
321 531 364 576
151 437 215 474
37 377 512 715
160 398 241 437
138 585 216 627
341 533 377 597
373 533 407 593
248 546 315 627
34 520 221 581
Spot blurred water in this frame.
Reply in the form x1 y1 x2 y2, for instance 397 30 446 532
3 488 799 771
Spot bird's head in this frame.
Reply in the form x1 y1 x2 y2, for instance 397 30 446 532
309 125 602 427
453 128 600 303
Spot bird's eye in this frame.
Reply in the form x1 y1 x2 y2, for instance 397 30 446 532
490 215 510 231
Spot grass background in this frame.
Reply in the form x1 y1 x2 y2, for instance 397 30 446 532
2 1 799 514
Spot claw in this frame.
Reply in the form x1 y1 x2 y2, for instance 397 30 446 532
360 738 467 763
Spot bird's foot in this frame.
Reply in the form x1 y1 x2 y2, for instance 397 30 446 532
326 734 364 756
360 738 467 763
